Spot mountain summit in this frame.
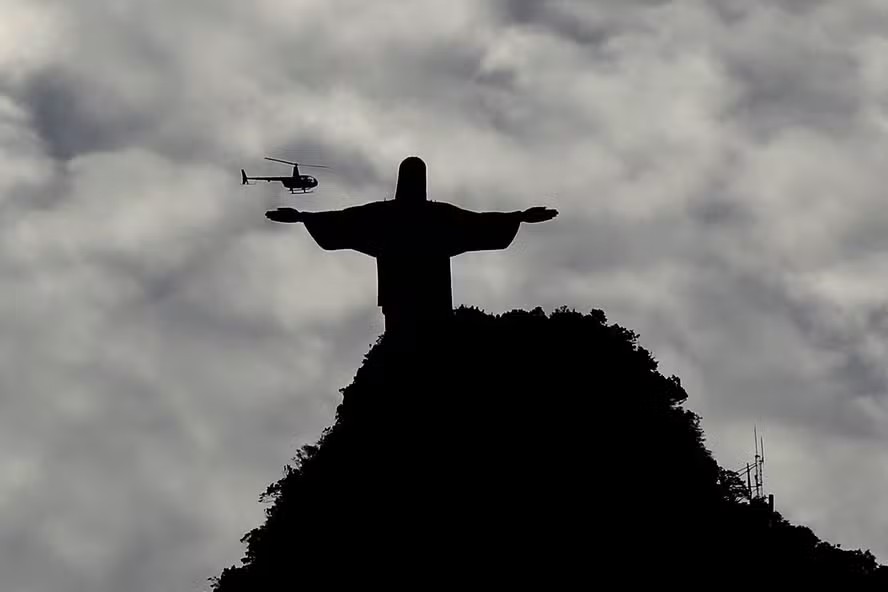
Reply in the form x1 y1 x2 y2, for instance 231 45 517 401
212 307 888 589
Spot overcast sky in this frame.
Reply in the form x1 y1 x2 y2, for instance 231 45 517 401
3 0 888 589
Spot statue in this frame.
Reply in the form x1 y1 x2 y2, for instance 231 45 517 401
266 156 557 340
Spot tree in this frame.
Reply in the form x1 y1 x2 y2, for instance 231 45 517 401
212 307 888 589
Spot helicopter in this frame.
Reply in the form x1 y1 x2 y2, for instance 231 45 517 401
241 157 329 194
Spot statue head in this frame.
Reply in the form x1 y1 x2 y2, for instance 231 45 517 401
394 156 427 202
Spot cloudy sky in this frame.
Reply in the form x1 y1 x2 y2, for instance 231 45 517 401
3 0 888 589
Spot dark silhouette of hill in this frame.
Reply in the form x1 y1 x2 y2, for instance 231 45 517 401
211 307 888 588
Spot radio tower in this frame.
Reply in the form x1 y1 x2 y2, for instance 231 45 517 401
736 426 774 513
754 426 764 499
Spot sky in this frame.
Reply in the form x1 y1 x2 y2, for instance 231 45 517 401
2 0 888 589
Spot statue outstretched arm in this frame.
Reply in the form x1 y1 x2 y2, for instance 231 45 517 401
265 204 384 256
517 206 558 223
457 206 558 225
265 207 304 223
439 203 557 256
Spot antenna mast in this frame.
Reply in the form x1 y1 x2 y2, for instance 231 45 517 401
754 426 763 499
736 426 770 509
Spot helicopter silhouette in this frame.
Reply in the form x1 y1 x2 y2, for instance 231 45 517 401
241 157 329 194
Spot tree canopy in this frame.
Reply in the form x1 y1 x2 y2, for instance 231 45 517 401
212 307 888 589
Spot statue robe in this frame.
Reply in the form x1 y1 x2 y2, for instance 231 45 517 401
301 200 521 325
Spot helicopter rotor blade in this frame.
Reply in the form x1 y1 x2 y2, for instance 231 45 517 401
264 157 330 169
264 156 297 166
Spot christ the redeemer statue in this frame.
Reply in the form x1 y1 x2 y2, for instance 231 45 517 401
265 156 557 339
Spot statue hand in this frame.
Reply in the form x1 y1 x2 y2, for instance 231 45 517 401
522 206 558 223
265 207 303 223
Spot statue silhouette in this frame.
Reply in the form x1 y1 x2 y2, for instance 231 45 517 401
266 156 557 339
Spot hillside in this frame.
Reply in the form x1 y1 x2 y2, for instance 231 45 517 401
212 307 888 588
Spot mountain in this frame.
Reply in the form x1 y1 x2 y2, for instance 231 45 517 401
211 307 888 588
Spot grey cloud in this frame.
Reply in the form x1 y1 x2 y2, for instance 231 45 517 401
721 37 863 139
4 1 888 590
497 0 668 47
708 0 829 24
18 68 160 161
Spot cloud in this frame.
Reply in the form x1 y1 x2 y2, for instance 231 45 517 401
3 0 888 590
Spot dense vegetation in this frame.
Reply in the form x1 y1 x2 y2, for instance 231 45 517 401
212 307 888 588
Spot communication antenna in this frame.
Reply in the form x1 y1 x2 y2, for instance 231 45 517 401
754 426 763 499
734 426 773 513
760 432 766 500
